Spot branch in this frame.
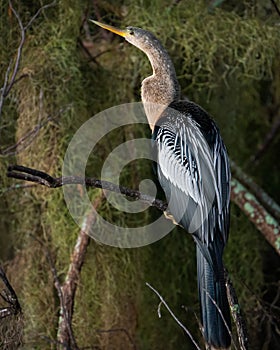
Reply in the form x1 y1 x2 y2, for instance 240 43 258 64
7 164 278 345
6 165 167 212
0 266 21 319
0 1 57 118
57 196 102 349
77 37 101 66
270 0 280 17
34 237 78 349
231 160 280 222
225 271 249 350
4 1 26 98
1 184 37 197
0 61 12 119
24 1 57 31
6 164 280 255
230 178 280 256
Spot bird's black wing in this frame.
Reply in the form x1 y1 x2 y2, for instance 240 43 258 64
152 100 230 273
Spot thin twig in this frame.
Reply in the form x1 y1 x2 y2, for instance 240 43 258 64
24 1 57 31
11 73 29 86
77 38 100 66
146 282 201 350
5 1 26 97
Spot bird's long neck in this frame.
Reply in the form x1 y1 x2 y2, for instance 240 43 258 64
141 42 180 130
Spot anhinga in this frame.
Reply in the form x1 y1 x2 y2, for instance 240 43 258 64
91 20 231 349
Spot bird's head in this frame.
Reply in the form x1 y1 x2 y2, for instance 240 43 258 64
89 20 160 54
89 19 180 128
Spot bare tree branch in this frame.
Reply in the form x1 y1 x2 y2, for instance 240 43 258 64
24 1 57 31
6 0 57 96
57 196 103 349
6 165 167 212
4 1 26 99
0 1 57 118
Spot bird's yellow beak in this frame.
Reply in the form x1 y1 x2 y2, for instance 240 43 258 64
89 19 127 38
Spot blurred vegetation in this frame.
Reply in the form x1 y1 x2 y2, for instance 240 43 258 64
0 0 279 349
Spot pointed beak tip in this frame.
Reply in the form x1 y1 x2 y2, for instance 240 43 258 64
88 19 99 25
88 19 127 38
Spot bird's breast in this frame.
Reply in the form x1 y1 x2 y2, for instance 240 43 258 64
141 75 179 130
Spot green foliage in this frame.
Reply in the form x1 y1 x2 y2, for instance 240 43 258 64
125 0 279 86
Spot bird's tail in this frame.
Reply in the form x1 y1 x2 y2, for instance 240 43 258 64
196 245 231 349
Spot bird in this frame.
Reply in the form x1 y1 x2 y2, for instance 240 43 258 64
90 19 232 350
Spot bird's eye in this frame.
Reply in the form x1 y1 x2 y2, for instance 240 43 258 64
128 28 134 35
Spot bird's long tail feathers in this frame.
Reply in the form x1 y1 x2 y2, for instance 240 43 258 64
196 245 231 350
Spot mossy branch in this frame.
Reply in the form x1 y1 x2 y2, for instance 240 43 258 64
231 178 280 256
231 160 280 221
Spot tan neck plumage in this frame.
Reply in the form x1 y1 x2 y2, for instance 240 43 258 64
140 43 180 131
